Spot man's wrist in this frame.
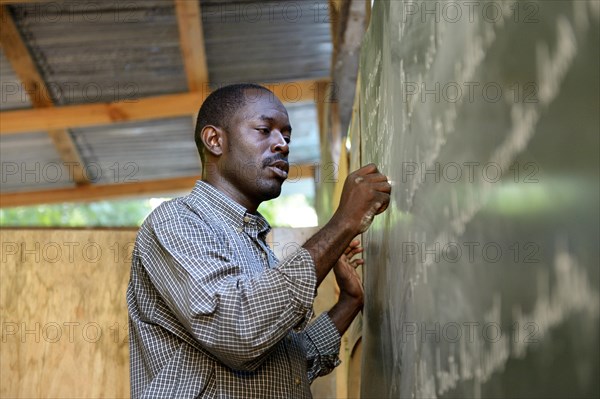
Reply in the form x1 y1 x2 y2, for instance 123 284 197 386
329 210 358 239
328 295 363 335
338 292 364 309
303 211 358 286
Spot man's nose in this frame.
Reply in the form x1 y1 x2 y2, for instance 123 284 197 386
271 131 289 155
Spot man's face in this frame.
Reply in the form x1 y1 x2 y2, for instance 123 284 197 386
219 89 292 206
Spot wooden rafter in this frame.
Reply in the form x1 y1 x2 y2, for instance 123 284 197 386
331 0 368 138
0 176 201 207
0 7 50 108
328 0 342 53
0 5 89 184
0 164 317 207
174 0 209 92
315 81 329 132
0 79 329 134
0 0 43 5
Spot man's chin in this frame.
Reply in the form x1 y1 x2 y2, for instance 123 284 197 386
259 181 283 202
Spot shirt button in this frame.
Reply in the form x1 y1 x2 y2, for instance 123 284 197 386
236 226 243 233
294 377 301 386
243 216 251 223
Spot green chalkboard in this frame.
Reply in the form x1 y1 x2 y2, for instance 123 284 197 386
359 1 599 397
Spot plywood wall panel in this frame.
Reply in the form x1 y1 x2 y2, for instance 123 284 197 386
1 229 135 398
1 226 340 398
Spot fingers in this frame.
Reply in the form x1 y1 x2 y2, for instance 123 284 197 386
373 190 391 214
356 163 389 180
344 239 363 257
372 180 392 193
360 175 392 216
345 239 361 254
353 166 392 194
367 173 389 183
335 256 364 275
347 246 363 259
356 163 378 176
341 164 392 233
355 168 388 183
376 202 389 215
340 239 364 269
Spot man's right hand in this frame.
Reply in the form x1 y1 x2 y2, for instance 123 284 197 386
333 163 392 234
303 163 391 285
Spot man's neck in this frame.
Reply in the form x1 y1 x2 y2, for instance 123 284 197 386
201 175 259 213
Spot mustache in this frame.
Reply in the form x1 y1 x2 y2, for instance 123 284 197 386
262 154 288 168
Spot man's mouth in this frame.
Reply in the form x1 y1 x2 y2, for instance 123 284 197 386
267 160 289 179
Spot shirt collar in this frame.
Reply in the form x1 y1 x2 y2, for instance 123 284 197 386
184 180 271 237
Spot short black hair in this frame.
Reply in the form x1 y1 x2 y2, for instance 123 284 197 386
194 83 274 164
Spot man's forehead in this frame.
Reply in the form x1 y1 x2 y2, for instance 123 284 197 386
239 89 289 120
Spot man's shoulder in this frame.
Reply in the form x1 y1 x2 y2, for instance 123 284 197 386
144 193 229 237
144 196 205 229
132 198 232 267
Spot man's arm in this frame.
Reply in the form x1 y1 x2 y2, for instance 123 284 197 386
303 163 391 286
327 240 365 335
137 164 389 375
297 161 392 381
300 241 365 382
141 211 318 373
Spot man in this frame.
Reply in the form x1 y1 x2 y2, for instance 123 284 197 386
127 83 391 398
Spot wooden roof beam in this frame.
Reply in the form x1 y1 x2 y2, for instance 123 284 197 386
0 5 89 184
0 164 317 207
174 0 209 92
0 79 329 134
331 0 369 138
0 6 51 108
0 1 45 5
0 176 201 208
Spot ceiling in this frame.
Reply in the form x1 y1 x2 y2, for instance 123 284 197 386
0 0 333 206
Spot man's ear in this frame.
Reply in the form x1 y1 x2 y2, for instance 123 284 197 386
201 125 226 157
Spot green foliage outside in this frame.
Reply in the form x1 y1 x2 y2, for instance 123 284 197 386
0 194 316 228
258 194 317 227
0 199 157 227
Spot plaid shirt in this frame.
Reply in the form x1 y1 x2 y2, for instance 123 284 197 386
127 180 341 398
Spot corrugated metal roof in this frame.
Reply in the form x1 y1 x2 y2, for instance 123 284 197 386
0 132 75 192
68 101 319 184
9 1 188 105
0 100 320 195
0 0 328 199
202 0 332 85
8 0 332 105
0 49 32 110
71 116 201 184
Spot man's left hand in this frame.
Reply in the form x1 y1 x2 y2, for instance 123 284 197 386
333 239 364 308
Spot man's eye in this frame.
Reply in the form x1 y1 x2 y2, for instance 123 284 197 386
284 137 291 144
258 128 270 134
